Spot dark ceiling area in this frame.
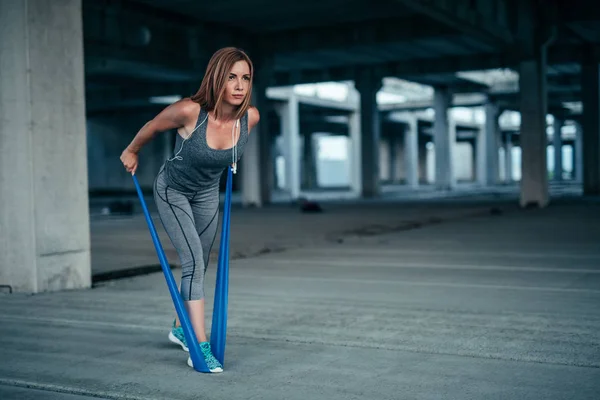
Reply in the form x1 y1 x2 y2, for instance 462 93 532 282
83 0 600 118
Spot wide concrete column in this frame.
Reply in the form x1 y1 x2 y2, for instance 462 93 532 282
241 56 273 207
553 117 563 181
477 102 500 186
404 115 419 188
276 95 301 200
504 134 514 183
354 69 383 197
0 0 90 293
518 51 549 207
581 51 600 195
434 87 456 190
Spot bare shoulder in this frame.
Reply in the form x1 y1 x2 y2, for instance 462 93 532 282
172 97 200 121
150 97 199 132
248 106 260 132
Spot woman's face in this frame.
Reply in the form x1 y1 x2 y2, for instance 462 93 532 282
224 60 251 106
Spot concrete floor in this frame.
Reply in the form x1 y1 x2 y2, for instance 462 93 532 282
1 194 599 399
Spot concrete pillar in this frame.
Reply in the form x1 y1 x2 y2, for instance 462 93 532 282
418 139 428 184
348 111 362 196
395 132 405 182
505 134 514 183
574 122 583 183
518 52 549 207
477 102 500 186
241 109 262 206
470 141 476 181
553 118 563 181
434 88 455 190
277 95 301 200
581 53 600 195
379 138 391 181
0 0 90 293
241 56 273 206
404 115 419 188
302 133 318 190
355 69 382 197
388 135 398 182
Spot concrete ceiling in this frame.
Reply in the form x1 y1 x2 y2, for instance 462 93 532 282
83 0 600 117
128 0 416 33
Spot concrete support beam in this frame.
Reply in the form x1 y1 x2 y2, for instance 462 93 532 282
518 52 549 207
505 134 513 183
404 115 419 188
581 55 600 195
348 111 363 197
574 122 583 183
302 133 318 190
553 118 563 181
277 95 301 200
388 135 399 183
477 102 500 186
241 56 274 206
0 0 91 293
515 0 551 207
434 88 456 190
355 69 383 197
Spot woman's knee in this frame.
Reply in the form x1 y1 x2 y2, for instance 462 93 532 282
180 262 206 301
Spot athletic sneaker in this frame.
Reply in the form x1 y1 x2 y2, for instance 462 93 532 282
187 342 223 373
168 320 189 352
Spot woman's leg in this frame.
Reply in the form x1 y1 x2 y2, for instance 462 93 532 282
153 173 223 371
153 173 209 343
187 189 220 336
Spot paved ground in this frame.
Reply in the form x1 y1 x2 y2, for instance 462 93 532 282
1 189 599 399
89 198 505 280
89 181 583 280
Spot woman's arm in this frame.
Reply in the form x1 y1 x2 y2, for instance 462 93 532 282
126 99 196 153
120 98 197 174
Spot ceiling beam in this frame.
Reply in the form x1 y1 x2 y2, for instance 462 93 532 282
272 43 591 86
393 0 514 49
262 15 459 56
559 1 600 23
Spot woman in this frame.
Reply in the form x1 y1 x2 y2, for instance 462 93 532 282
120 47 260 372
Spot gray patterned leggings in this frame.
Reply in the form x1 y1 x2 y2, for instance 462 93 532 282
153 168 220 301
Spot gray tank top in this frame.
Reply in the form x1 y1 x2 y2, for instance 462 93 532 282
163 106 249 192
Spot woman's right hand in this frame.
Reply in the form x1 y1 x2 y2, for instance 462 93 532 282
120 149 139 175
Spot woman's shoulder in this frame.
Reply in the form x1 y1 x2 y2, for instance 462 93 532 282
247 106 260 131
175 97 201 118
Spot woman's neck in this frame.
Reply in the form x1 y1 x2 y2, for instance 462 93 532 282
210 104 237 124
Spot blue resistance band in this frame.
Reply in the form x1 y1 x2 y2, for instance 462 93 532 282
131 166 232 372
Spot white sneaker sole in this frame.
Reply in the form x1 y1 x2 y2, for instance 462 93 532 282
168 331 189 352
187 356 223 373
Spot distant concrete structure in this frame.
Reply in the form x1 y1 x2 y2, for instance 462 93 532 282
2 0 600 293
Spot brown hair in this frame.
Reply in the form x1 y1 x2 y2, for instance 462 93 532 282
191 47 254 121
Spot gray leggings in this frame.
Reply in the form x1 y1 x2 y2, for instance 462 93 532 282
153 168 220 301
